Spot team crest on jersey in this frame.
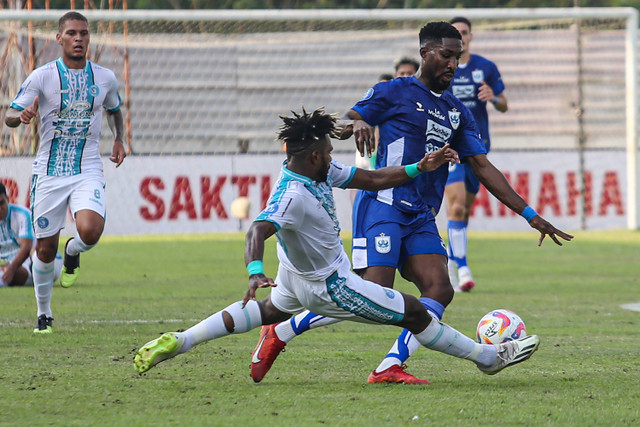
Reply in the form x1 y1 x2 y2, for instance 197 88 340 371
37 216 49 229
89 84 100 97
385 289 396 299
472 69 484 83
375 234 391 254
448 110 461 130
360 88 374 102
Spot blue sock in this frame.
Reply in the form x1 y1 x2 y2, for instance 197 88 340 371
290 311 326 335
419 297 445 320
447 220 468 268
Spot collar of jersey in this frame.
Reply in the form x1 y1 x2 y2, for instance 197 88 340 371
409 75 444 98
56 57 92 74
282 162 314 186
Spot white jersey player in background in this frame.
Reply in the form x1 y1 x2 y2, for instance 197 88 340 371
133 107 540 381
5 11 126 333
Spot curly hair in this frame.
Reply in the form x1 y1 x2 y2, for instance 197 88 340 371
278 107 337 156
419 21 461 48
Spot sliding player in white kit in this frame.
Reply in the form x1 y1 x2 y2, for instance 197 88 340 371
133 107 541 381
5 11 126 333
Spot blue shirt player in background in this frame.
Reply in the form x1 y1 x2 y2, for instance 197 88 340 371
445 16 509 292
248 21 572 385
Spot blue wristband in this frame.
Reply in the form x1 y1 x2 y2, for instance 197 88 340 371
492 96 499 105
247 260 264 276
520 206 538 223
405 162 422 178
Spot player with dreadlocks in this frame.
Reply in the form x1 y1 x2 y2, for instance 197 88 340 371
133 107 540 381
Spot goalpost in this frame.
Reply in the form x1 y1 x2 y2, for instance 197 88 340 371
0 7 637 231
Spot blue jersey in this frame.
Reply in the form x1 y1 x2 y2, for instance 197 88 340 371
352 76 486 216
448 54 505 152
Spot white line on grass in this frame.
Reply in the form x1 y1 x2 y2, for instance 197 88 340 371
620 302 640 312
0 318 201 327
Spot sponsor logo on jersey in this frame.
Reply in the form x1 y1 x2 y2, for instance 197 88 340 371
426 119 452 143
427 108 445 121
472 69 485 83
37 216 49 229
415 102 425 112
360 88 374 102
54 89 70 94
448 110 461 130
453 75 470 83
375 234 391 254
452 85 474 99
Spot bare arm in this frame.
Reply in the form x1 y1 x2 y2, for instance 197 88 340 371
347 144 459 191
468 154 573 246
478 83 507 113
5 96 39 128
242 220 278 307
107 109 126 167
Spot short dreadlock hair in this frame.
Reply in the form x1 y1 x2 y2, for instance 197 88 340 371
278 107 338 156
419 21 461 48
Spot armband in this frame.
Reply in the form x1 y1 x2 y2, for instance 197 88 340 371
246 260 264 276
520 206 538 223
405 162 422 178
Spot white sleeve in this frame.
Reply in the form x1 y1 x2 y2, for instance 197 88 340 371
255 192 305 232
103 72 121 112
10 70 42 111
329 160 357 189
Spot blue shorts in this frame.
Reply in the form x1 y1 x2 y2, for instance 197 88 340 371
351 192 447 271
446 162 480 194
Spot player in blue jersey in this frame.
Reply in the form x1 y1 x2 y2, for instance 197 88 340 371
249 21 572 385
133 107 542 379
445 16 509 292
5 11 126 333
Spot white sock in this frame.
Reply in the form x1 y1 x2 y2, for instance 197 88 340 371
66 234 96 256
275 311 342 343
32 255 54 317
180 300 262 353
413 313 496 366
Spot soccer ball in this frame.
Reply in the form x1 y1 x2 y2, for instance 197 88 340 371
476 309 527 345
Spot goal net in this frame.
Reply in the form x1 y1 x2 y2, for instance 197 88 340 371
0 8 637 231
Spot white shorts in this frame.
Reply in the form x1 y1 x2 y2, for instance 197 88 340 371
270 258 405 325
0 252 61 286
30 171 106 239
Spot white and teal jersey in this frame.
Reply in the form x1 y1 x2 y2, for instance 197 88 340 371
11 57 121 176
0 204 34 266
255 160 356 281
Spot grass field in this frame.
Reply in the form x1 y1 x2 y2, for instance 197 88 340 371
1 231 639 426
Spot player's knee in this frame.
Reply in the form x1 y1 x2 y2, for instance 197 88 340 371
400 296 430 331
77 228 102 246
35 241 57 263
448 202 466 220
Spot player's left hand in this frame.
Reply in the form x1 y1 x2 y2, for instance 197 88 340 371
477 82 495 103
110 140 126 167
418 144 459 172
529 216 574 246
242 274 276 308
1 264 16 284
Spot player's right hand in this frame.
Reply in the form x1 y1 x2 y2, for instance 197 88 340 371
20 96 39 124
242 274 276 307
353 119 375 158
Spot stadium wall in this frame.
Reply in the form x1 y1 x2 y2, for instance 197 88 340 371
0 151 627 235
